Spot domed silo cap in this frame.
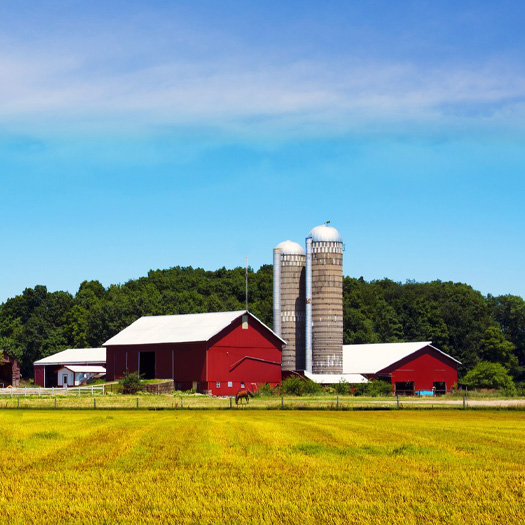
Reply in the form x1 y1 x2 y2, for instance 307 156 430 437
275 240 306 255
307 224 342 242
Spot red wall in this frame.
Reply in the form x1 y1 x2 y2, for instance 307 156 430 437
106 342 206 384
34 366 45 387
378 346 458 393
206 316 282 395
105 314 282 394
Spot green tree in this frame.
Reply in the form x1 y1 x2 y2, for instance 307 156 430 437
479 326 518 372
461 361 515 391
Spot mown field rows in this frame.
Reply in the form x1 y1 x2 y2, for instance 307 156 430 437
0 410 524 523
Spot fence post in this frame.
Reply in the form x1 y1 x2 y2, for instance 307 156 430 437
336 394 339 410
17 397 20 409
463 394 466 410
397 395 400 409
136 397 139 409
91 386 94 397
281 396 284 409
39 388 41 398
230 397 232 409
180 396 183 409
55 397 57 409
25 387 27 397
94 398 97 409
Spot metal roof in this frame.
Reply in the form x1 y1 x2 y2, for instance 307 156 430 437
104 310 286 346
34 348 106 366
307 224 342 242
275 240 305 255
304 371 368 384
58 365 107 374
343 342 461 374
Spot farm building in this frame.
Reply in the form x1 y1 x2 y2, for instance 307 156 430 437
0 352 20 387
57 365 107 387
34 348 106 387
104 310 284 395
343 342 460 394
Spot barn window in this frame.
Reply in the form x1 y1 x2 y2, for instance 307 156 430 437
241 382 245 388
216 382 220 389
228 381 233 388
242 315 248 329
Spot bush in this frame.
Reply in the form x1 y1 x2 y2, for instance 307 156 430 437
281 376 321 396
367 379 393 397
255 383 277 397
119 371 144 395
461 361 516 391
353 379 392 397
334 379 350 395
302 379 322 395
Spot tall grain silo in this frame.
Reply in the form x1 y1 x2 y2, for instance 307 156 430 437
273 240 306 372
305 224 343 374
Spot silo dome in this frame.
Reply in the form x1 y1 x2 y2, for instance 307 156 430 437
307 224 342 243
275 240 305 255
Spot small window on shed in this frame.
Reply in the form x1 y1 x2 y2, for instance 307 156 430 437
228 381 233 388
241 382 245 389
242 315 248 329
216 381 220 389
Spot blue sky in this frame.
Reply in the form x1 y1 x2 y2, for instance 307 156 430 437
1 0 524 302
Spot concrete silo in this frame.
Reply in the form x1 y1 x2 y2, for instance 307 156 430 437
305 224 343 374
273 241 306 372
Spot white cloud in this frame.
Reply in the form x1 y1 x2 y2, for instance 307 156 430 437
1 45 525 138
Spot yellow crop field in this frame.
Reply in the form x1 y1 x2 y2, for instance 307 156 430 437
0 410 523 523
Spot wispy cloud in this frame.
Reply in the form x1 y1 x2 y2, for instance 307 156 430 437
1 42 525 139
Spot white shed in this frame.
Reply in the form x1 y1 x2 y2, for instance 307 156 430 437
57 366 107 387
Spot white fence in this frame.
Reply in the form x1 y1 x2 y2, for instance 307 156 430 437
0 385 105 397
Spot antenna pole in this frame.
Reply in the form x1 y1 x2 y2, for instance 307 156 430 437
245 257 248 311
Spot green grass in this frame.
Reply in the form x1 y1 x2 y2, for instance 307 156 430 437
0 410 523 523
0 392 523 410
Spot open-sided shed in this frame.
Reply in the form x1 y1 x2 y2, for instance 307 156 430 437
104 310 284 395
34 348 106 387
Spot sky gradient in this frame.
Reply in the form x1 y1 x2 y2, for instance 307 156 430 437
1 1 524 302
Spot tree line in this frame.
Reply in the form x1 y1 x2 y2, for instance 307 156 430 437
0 266 523 385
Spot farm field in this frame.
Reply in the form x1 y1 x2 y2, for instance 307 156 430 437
0 410 524 523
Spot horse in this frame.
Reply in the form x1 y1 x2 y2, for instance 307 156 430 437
235 389 252 406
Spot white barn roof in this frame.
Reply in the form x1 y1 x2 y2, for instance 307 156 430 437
304 371 368 384
34 348 106 366
104 310 285 346
343 342 461 374
59 365 107 374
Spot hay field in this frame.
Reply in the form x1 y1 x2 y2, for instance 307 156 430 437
0 411 523 523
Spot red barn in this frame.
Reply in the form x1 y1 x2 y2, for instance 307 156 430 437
104 310 284 395
344 342 460 394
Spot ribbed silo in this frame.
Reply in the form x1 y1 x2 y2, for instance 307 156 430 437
273 240 306 372
306 224 343 374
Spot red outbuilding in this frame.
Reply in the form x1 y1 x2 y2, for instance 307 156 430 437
343 342 460 394
0 352 20 387
104 310 284 395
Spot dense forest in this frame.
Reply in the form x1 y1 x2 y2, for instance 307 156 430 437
1 265 524 384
